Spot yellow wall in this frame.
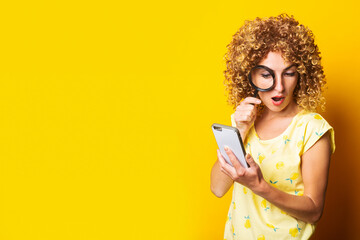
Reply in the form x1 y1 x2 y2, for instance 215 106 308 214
0 0 358 239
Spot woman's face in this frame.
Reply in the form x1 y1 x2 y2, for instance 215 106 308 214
256 51 298 113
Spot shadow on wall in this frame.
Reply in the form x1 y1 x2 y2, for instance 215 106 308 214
311 97 354 239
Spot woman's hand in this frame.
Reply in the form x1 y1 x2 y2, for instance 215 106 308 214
217 146 265 194
234 97 261 139
217 132 333 224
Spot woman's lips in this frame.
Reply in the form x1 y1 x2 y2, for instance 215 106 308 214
272 96 285 106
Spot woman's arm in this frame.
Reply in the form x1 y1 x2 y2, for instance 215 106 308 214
219 131 332 224
210 151 234 198
210 97 261 198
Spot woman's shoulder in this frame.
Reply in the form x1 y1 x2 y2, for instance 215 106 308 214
288 110 334 138
295 110 335 154
295 110 330 125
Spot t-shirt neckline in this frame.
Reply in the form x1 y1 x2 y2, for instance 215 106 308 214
252 109 305 143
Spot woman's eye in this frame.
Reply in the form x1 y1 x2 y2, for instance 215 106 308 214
261 74 272 78
284 72 296 77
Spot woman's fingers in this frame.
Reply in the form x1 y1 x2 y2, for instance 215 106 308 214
240 97 261 105
235 112 254 122
217 149 262 190
245 153 257 168
234 97 260 124
236 104 256 111
235 107 255 118
224 146 246 176
217 149 237 179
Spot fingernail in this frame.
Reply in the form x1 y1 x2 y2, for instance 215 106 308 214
224 145 229 151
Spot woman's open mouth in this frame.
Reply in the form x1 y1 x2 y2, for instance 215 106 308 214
272 96 285 106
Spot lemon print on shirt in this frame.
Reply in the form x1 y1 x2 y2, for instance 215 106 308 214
297 136 304 148
244 216 251 228
283 135 290 144
314 114 322 120
258 153 265 164
269 180 278 184
266 223 279 232
289 224 302 237
269 180 278 188
286 173 299 184
252 192 257 200
245 143 250 152
276 161 284 169
257 235 265 240
245 142 251 152
243 187 248 194
261 199 270 211
316 131 324 136
295 190 304 196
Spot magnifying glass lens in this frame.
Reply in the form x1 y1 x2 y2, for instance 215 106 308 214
250 68 274 90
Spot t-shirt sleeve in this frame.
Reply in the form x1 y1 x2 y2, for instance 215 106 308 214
302 114 335 155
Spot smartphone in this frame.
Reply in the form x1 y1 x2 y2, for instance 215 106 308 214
211 123 248 168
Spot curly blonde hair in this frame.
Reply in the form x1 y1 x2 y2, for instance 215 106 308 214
224 14 326 112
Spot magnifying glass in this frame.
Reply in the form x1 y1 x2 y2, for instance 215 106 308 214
247 65 275 98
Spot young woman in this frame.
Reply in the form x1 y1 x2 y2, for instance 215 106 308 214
210 14 335 239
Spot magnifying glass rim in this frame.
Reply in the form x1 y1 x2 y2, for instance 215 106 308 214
248 65 275 92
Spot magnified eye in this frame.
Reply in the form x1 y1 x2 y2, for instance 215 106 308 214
250 67 274 90
261 73 272 78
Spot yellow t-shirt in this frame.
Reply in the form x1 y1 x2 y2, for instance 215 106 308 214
224 110 335 240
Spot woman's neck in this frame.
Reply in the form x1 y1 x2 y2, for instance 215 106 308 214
261 101 301 120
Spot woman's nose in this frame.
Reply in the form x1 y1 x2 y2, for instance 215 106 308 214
273 74 284 92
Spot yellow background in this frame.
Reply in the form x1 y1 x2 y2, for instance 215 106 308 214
0 0 358 239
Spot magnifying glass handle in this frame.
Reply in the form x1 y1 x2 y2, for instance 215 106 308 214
253 90 258 98
251 90 259 105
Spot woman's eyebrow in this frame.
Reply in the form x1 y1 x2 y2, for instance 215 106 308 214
283 64 297 71
256 64 297 72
